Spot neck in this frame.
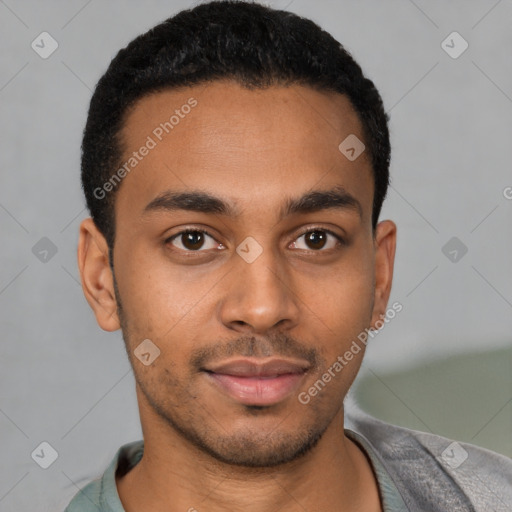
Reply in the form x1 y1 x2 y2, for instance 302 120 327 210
116 404 382 512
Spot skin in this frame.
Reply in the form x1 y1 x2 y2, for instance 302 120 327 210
78 79 396 512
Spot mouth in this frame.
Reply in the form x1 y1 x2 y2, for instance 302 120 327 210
202 358 310 406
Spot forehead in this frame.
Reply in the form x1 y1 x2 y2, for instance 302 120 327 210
115 80 373 224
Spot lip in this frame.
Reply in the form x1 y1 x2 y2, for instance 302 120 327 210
204 358 311 377
202 358 310 406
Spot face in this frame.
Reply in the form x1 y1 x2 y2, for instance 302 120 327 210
79 80 396 467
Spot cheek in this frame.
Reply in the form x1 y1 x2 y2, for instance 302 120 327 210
302 278 373 399
114 247 222 347
298 250 375 361
302 247 374 321
328 272 374 332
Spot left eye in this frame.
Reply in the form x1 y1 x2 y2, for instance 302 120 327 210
290 229 343 251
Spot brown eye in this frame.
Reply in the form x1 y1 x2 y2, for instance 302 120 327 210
304 230 327 250
291 229 343 251
181 231 205 250
167 229 220 252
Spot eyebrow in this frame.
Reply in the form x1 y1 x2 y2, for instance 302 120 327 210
142 185 363 220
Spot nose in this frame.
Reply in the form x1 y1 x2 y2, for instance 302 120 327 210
218 245 300 334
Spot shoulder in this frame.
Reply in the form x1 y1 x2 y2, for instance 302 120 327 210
63 440 144 511
63 477 103 511
345 402 512 512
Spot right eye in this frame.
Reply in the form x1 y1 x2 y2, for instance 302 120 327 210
165 229 224 252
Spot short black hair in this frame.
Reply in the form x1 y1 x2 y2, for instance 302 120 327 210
81 0 391 263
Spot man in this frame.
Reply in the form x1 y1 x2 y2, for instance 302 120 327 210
66 1 512 511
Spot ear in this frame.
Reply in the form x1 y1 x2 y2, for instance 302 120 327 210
370 220 397 329
77 217 120 331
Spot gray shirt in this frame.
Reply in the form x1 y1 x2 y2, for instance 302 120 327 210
64 407 512 511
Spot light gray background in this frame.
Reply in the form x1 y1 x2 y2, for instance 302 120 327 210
1 0 511 510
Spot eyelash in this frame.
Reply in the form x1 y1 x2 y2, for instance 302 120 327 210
164 226 345 253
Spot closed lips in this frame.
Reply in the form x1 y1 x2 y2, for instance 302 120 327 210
202 358 310 377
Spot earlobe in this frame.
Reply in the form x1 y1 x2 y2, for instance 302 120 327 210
370 220 397 329
77 218 121 332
